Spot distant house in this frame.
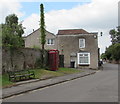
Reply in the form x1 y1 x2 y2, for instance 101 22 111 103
25 28 99 69
25 28 57 50
57 29 99 69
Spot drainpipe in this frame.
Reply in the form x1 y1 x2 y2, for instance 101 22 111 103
98 48 100 67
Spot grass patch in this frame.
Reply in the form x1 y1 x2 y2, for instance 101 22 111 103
0 74 14 88
1 68 82 88
33 69 64 79
58 68 82 74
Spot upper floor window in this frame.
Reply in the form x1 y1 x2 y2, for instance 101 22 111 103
47 39 54 45
79 39 85 48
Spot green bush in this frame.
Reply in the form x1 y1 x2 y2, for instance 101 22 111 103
35 58 42 68
105 43 120 61
112 43 120 61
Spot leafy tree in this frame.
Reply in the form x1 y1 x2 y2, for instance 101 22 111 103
105 43 120 61
109 26 120 44
2 14 24 47
1 14 25 70
112 43 120 61
103 27 120 62
5 14 18 26
105 45 114 60
117 26 120 43
101 53 106 60
40 4 46 67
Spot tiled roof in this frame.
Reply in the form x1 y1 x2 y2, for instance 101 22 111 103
25 28 55 38
57 29 89 35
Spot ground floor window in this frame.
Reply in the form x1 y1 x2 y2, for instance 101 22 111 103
77 52 90 65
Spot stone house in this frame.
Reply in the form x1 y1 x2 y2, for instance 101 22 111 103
25 28 99 69
57 29 99 69
25 28 57 50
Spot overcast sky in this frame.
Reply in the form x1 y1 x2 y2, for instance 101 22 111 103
0 0 119 54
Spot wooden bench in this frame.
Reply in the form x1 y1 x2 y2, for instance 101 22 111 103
8 70 35 82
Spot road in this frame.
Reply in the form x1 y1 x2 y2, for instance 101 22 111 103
3 63 118 102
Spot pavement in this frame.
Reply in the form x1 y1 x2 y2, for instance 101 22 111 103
2 69 97 99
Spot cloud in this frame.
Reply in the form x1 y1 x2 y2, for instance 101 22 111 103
45 0 118 34
22 14 40 36
0 0 24 23
2 0 118 53
18 0 91 2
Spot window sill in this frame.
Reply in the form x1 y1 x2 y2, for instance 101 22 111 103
78 64 90 66
79 48 85 49
47 44 55 46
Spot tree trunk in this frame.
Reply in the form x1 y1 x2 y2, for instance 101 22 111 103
41 44 44 68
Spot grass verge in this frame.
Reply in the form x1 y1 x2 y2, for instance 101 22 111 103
1 68 82 88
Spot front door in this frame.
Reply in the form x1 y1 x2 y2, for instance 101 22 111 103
70 61 75 68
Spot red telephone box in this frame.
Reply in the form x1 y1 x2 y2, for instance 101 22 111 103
49 49 59 71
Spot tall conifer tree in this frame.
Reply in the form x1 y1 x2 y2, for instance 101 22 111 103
40 4 46 67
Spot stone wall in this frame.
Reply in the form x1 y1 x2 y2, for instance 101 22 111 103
2 47 48 73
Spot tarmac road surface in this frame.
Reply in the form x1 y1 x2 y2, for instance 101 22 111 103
3 63 118 102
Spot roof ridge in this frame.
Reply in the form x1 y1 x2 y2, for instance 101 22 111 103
25 28 55 38
57 29 89 35
58 29 85 30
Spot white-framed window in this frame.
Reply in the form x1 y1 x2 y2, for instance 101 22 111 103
47 39 54 45
79 38 85 48
77 52 90 65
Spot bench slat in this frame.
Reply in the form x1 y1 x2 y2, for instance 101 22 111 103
8 70 35 82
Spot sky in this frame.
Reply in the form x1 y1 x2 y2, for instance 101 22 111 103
0 0 119 54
